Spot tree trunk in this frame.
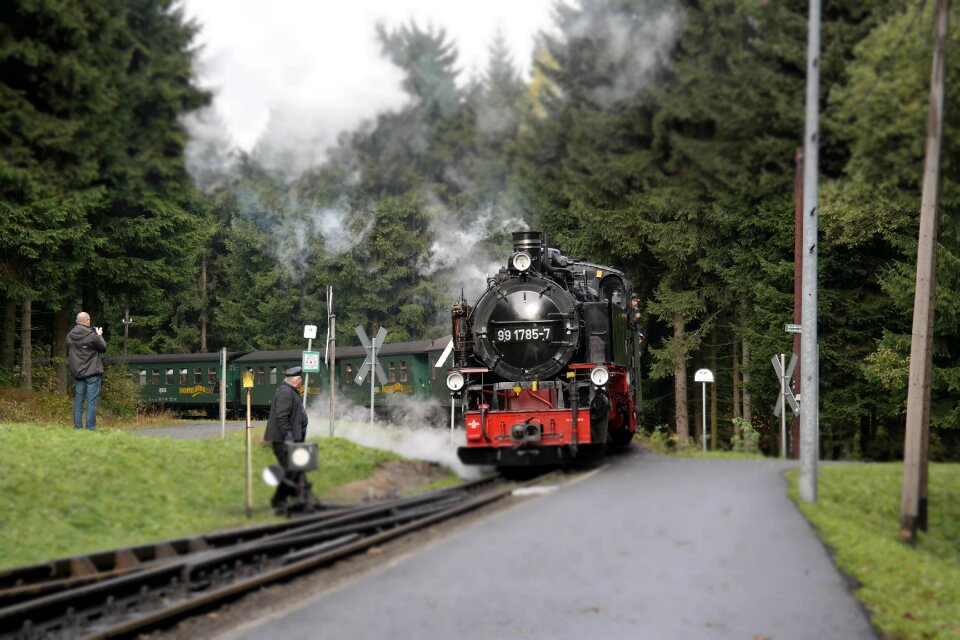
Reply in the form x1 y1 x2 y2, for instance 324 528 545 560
731 333 741 419
20 299 31 390
673 313 689 442
1 297 16 371
742 340 752 424
53 301 69 394
711 336 718 451
200 252 208 352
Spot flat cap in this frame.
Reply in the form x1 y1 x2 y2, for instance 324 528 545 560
284 366 303 377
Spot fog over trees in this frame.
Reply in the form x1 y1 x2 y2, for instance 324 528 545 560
2 0 957 458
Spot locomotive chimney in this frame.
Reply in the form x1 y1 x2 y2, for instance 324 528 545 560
512 231 544 269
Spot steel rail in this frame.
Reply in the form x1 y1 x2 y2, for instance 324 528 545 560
0 475 506 639
0 475 497 607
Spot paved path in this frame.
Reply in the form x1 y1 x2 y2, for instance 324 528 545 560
131 421 265 440
223 452 875 639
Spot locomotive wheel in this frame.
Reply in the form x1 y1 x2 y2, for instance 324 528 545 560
608 429 635 448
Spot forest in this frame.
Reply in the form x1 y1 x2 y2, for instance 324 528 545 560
1 0 958 460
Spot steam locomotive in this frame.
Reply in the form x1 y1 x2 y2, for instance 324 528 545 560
447 231 638 467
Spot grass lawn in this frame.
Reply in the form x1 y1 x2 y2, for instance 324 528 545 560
787 463 960 640
0 423 411 570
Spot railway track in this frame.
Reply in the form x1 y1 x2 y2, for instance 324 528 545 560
0 473 528 639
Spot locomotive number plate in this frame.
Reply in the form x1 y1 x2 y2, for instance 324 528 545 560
495 328 552 342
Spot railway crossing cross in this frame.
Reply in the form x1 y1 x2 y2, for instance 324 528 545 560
354 326 387 426
771 353 800 459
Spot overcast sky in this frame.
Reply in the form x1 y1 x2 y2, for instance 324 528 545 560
181 0 558 153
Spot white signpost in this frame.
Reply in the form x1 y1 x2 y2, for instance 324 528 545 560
694 368 714 452
355 326 387 426
302 324 318 409
771 353 800 459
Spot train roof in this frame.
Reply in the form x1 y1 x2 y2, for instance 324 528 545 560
234 336 452 363
104 353 247 365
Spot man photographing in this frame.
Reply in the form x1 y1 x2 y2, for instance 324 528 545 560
66 312 106 430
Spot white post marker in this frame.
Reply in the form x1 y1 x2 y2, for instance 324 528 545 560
220 347 227 439
694 369 714 452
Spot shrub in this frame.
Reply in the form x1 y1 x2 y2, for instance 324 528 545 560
731 417 760 454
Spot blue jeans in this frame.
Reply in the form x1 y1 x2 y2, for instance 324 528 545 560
74 375 102 430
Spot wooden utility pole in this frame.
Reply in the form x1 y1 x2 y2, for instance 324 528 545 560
901 0 949 546
793 147 803 460
122 309 133 357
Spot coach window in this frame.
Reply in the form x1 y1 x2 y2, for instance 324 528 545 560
152 369 160 385
180 368 188 385
270 366 277 385
194 368 203 384
166 369 174 385
257 367 265 385
388 361 396 382
400 361 408 382
345 363 353 385
139 369 147 385
208 368 218 385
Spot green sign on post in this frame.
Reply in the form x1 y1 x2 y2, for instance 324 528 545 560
302 351 321 373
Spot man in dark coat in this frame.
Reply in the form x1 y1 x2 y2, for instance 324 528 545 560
264 366 309 511
66 312 107 430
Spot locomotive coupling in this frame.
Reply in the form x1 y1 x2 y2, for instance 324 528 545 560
510 418 542 443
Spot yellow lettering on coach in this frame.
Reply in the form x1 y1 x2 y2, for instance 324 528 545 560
178 385 213 397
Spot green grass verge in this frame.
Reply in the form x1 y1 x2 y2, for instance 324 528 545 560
786 463 960 639
0 423 404 569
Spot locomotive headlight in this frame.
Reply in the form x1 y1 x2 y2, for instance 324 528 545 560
512 251 532 272
590 366 609 387
446 371 465 391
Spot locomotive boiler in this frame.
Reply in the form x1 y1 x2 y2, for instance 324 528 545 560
448 231 638 467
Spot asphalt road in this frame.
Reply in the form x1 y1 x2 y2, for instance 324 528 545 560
222 452 876 639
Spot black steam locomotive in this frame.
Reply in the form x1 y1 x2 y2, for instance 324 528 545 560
448 231 638 466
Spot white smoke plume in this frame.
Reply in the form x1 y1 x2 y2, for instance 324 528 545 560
564 2 685 108
305 391 492 479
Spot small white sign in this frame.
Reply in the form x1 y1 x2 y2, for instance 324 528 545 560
694 368 714 383
304 324 317 339
302 351 321 373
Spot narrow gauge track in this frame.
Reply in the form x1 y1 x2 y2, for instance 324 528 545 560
0 474 527 640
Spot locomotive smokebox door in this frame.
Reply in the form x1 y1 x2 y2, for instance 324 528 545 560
472 277 580 381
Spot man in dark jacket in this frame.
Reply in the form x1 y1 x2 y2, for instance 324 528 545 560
264 366 309 511
66 312 107 430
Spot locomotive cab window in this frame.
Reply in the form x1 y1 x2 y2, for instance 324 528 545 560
400 361 408 382
166 369 174 385
152 369 160 385
139 369 147 385
270 367 277 385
